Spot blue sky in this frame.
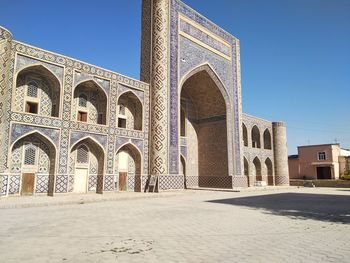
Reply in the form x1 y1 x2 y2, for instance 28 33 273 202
1 0 349 154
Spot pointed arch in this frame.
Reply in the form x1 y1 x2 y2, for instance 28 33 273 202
117 91 143 130
16 64 62 86
10 130 58 154
15 64 62 117
115 141 143 158
10 131 56 196
70 136 105 154
253 157 262 181
117 89 143 103
73 79 108 125
242 123 248 147
74 78 108 98
263 129 272 149
265 158 274 186
115 142 142 192
70 136 105 194
244 156 249 176
244 156 249 187
180 63 231 108
251 125 261 148
180 63 231 188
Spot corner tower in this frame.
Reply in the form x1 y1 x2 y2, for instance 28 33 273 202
272 122 289 185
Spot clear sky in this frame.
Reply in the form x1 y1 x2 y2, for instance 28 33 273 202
1 0 349 154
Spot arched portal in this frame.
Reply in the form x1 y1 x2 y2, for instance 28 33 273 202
115 143 142 192
117 91 143 130
252 126 261 148
265 158 274 185
263 129 272 149
73 80 107 125
180 67 229 188
70 138 105 193
15 65 61 117
10 132 56 196
244 157 249 186
253 157 262 182
242 123 248 147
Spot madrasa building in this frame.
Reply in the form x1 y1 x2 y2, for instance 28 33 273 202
0 0 289 197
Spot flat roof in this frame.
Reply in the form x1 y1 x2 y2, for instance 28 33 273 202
298 143 340 148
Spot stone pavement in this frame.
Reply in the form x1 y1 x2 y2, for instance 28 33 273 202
0 187 349 262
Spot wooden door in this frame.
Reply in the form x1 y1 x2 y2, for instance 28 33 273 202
119 172 127 191
74 168 88 193
21 173 35 195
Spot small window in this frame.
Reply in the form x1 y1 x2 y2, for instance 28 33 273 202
27 81 38 97
78 111 87 122
119 104 126 115
24 144 37 165
77 145 89 164
78 94 88 107
118 118 126 128
25 102 38 114
318 152 326 161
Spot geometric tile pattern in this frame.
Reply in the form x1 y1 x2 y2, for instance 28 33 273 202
159 175 184 190
0 0 290 195
275 175 289 186
8 175 20 194
103 174 114 191
3 40 150 195
1 175 8 195
55 175 68 193
191 176 233 189
186 175 199 188
0 27 13 172
35 174 49 193
88 174 97 191
127 175 135 191
149 0 169 176
232 176 248 188
68 174 74 192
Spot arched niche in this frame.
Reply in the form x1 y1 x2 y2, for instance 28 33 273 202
117 91 143 131
15 65 61 117
73 80 108 125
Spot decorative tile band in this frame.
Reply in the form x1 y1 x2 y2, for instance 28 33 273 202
179 15 231 60
150 0 169 175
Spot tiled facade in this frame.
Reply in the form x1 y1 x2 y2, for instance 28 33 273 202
0 0 289 197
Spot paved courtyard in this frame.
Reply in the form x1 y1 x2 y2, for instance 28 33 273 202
0 187 349 262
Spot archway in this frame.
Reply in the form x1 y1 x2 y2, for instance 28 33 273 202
70 138 105 193
242 123 248 147
115 143 142 192
253 157 262 182
15 65 61 117
180 155 186 189
73 80 107 125
117 91 143 130
252 126 261 148
263 129 272 149
180 67 229 188
244 157 249 186
10 132 56 196
265 158 274 185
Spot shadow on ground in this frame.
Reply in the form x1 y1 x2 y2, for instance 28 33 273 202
207 193 350 224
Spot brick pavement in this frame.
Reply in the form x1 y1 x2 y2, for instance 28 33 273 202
0 187 349 262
